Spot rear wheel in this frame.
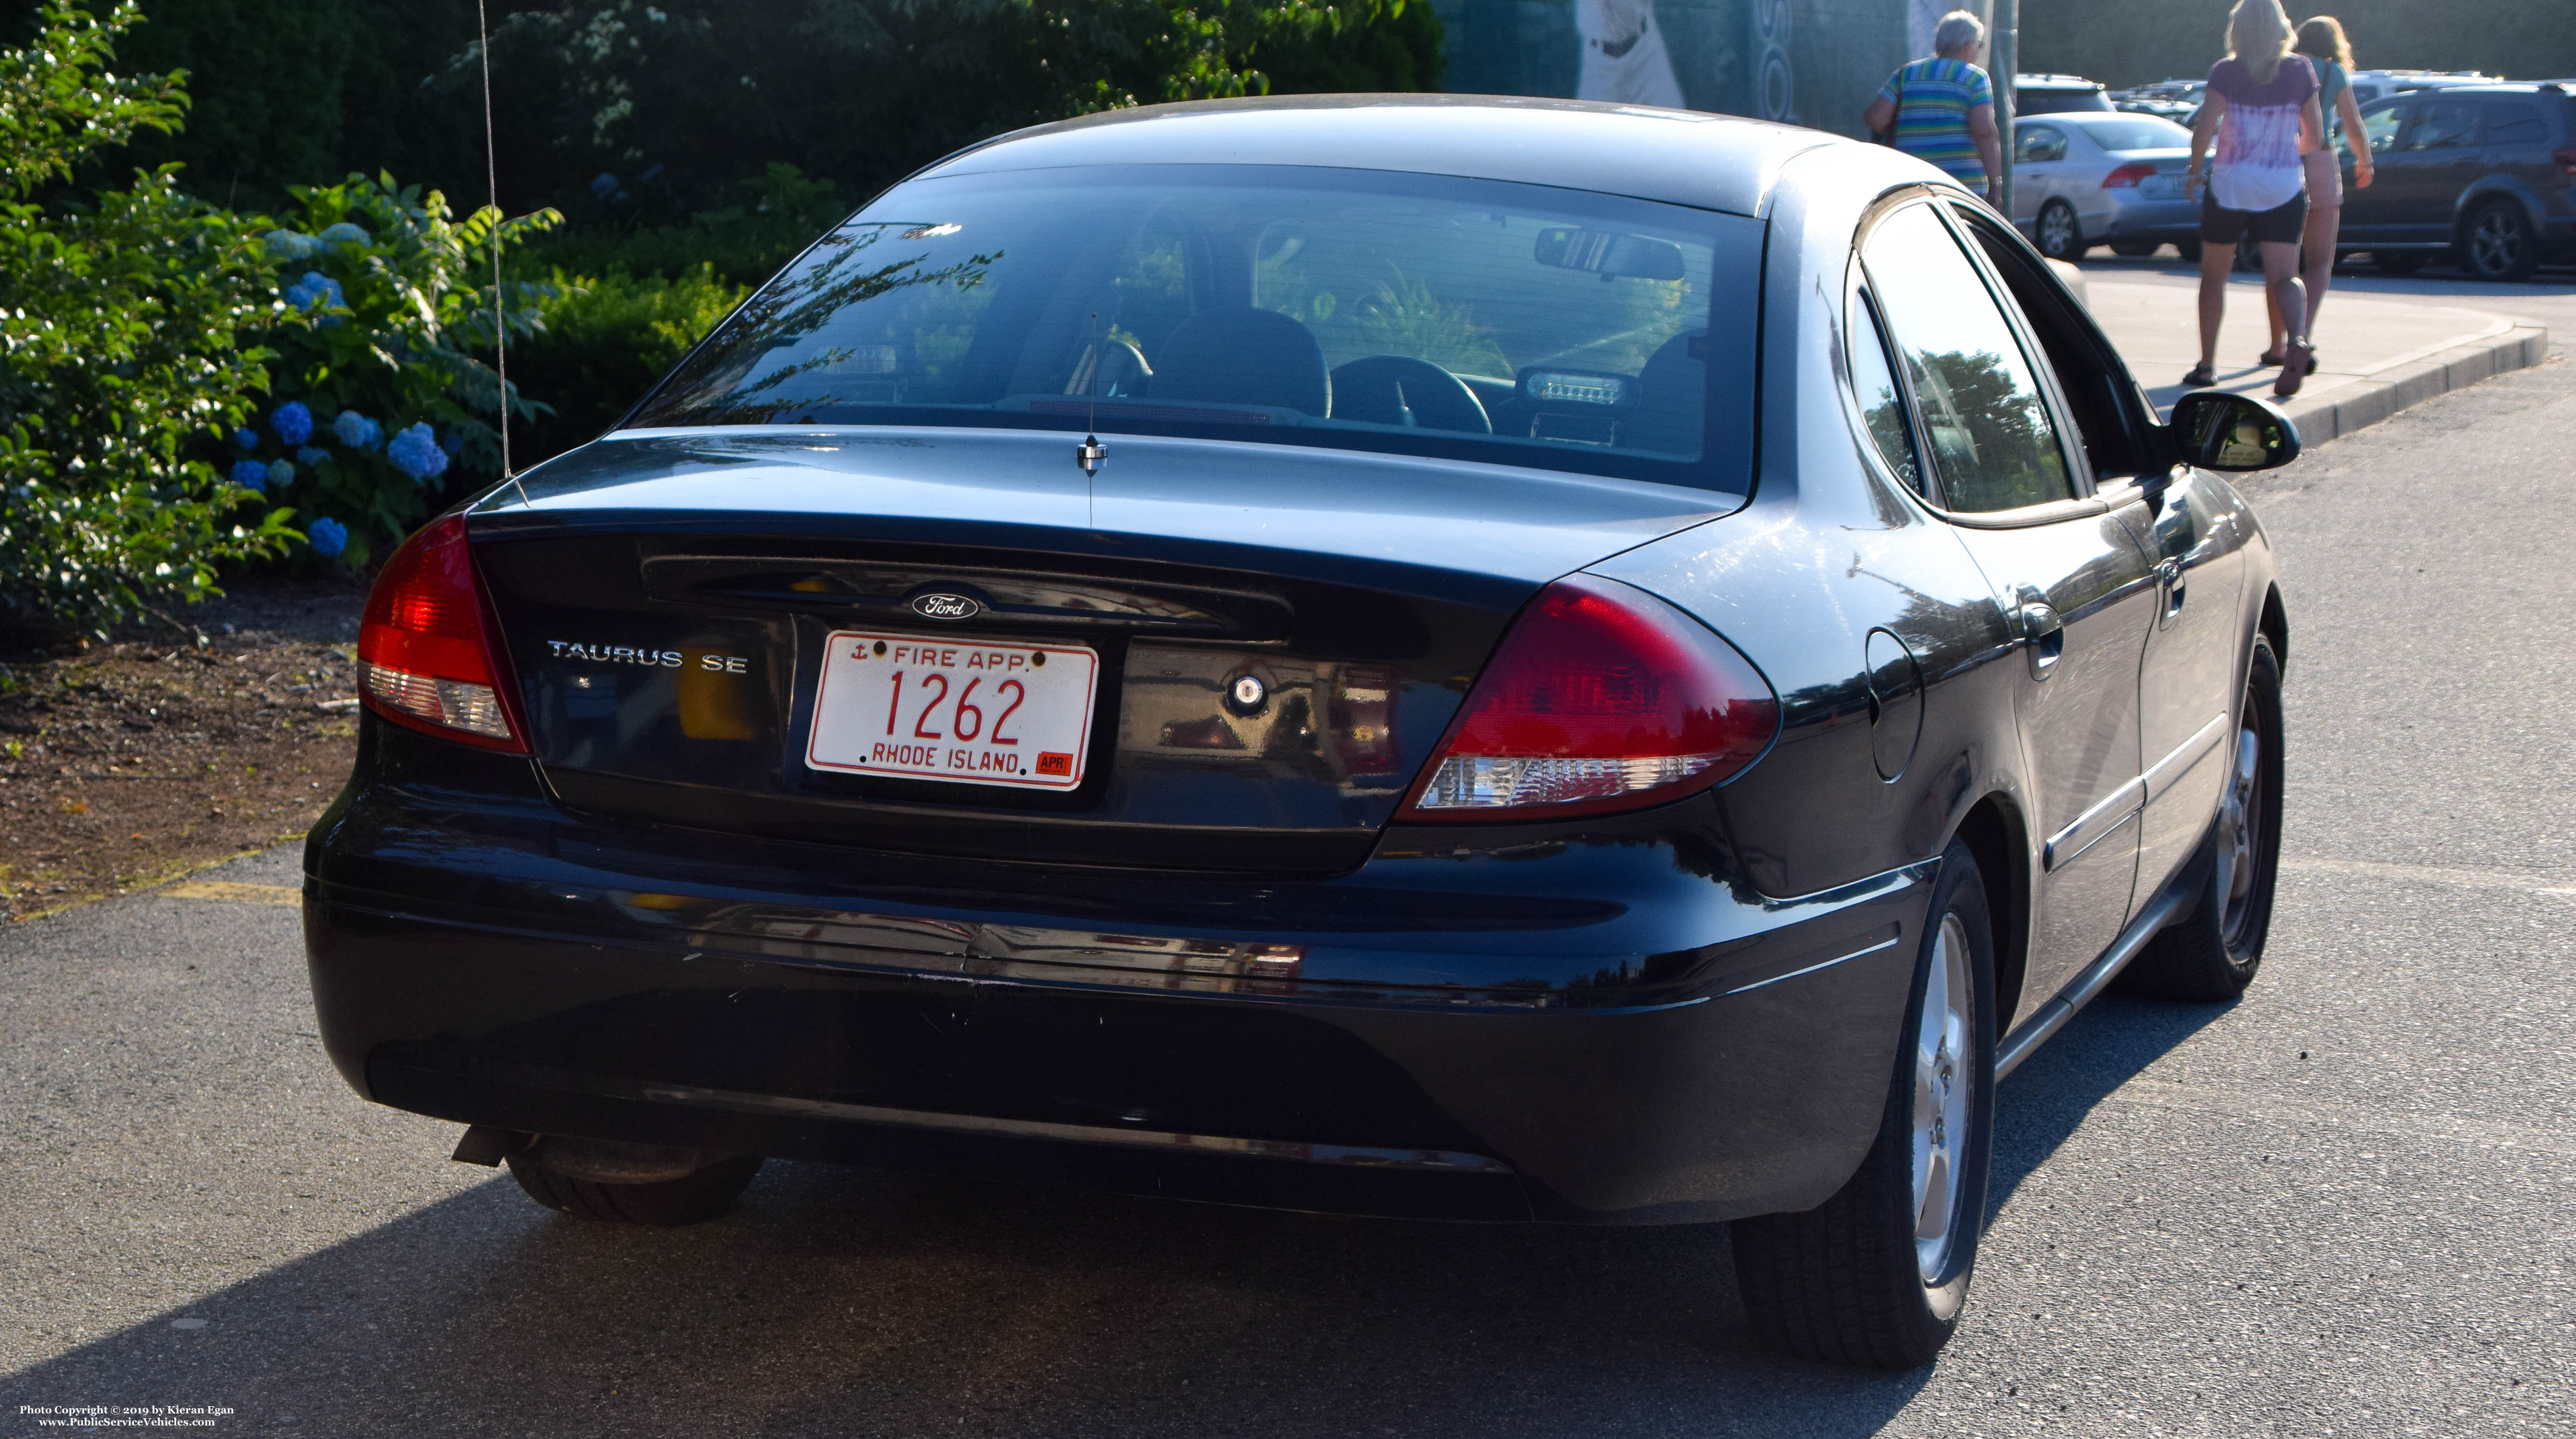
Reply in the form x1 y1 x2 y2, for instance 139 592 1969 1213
505 1136 764 1226
2118 636 2283 1001
2109 239 2158 257
2034 200 2086 261
2176 238 2204 263
2458 200 2540 282
1732 839 1996 1369
2373 249 2424 275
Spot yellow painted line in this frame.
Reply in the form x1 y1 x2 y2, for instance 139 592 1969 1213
162 880 302 907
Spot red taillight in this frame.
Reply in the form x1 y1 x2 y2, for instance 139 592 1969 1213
355 513 526 752
1401 575 1778 821
2102 163 2158 188
2555 144 2576 177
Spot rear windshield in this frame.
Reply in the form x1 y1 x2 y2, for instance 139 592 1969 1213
2071 116 2192 150
624 165 1762 492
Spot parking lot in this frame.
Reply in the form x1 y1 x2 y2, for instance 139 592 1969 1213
3 280 2573 1436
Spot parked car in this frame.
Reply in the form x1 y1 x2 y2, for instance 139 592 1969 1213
2344 68 2503 106
2109 79 2201 123
2016 72 2114 115
305 97 2299 1370
2011 111 2201 260
2335 82 2576 280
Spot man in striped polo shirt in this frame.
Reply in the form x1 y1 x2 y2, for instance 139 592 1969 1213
1862 11 2003 207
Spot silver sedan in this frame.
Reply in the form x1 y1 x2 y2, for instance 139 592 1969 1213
2010 112 2201 262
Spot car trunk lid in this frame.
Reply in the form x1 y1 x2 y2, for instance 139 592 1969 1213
466 428 1739 875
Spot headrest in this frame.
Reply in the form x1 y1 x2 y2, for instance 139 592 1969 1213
1150 306 1331 416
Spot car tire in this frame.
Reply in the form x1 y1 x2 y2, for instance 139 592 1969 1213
505 1139 765 1225
2176 238 2204 263
2116 635 2284 1002
2458 199 2540 282
2034 200 2086 261
1731 838 1997 1369
2372 249 2424 275
2109 239 2158 257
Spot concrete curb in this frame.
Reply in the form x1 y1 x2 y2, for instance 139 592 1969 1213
2276 323 2551 447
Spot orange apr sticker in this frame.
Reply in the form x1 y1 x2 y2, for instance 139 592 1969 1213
1035 751 1074 776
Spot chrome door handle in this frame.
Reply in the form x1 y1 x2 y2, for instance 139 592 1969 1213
2019 600 2064 680
2155 558 2186 624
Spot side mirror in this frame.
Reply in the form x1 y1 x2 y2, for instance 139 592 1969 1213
2169 389 2302 471
1534 227 1686 281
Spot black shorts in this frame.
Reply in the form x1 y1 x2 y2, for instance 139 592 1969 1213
2200 192 2310 246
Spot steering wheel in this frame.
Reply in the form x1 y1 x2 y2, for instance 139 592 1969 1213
1328 356 1491 434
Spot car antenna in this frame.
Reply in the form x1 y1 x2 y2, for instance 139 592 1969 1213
476 0 531 511
1077 312 1106 524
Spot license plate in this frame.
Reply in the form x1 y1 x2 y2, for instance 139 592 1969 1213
2142 176 2180 196
806 631 1099 789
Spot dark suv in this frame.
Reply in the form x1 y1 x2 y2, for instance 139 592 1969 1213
2337 83 2576 280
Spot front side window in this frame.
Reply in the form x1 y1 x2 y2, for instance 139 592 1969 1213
2352 100 2407 157
627 166 1761 490
2016 125 2069 163
1859 204 2074 514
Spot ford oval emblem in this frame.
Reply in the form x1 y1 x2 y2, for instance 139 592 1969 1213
910 591 983 621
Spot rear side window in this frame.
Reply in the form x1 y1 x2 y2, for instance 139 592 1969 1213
625 165 1764 493
2406 98 2482 150
2484 100 2549 145
1858 204 2073 514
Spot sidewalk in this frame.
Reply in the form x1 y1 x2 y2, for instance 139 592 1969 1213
2081 274 2549 444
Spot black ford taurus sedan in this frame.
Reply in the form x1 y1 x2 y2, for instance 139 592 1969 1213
306 96 2297 1368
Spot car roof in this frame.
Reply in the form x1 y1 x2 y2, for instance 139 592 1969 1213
912 95 1836 219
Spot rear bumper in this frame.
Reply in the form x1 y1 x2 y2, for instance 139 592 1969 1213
2096 194 2199 241
304 736 1931 1225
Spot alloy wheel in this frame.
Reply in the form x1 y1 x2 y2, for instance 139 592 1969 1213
1911 912 1973 1284
2467 208 2525 279
2214 719 2264 951
2038 204 2077 259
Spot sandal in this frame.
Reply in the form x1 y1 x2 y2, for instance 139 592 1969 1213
2273 341 2312 398
2183 362 2216 387
2257 349 2285 367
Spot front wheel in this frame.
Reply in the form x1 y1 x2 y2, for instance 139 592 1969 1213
2034 200 2086 261
1731 839 1997 1369
2117 635 2284 1001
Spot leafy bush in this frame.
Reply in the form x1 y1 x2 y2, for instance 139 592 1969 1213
232 174 562 568
0 2 293 636
510 265 750 463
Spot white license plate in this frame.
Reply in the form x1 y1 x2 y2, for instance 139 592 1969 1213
2142 176 2180 196
806 631 1098 789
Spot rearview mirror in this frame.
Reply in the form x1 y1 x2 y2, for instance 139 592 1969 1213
1534 228 1685 281
2169 389 2301 471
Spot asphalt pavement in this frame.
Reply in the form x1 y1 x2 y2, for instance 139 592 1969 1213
4 303 2573 1437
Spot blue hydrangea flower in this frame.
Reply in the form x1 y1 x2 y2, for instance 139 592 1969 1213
296 446 332 468
270 401 314 446
590 172 621 202
233 427 258 450
307 517 348 558
318 222 371 246
262 229 323 261
265 458 296 486
387 423 449 483
332 410 382 451
230 459 268 492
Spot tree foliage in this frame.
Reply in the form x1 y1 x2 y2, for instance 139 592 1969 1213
0 2 291 635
